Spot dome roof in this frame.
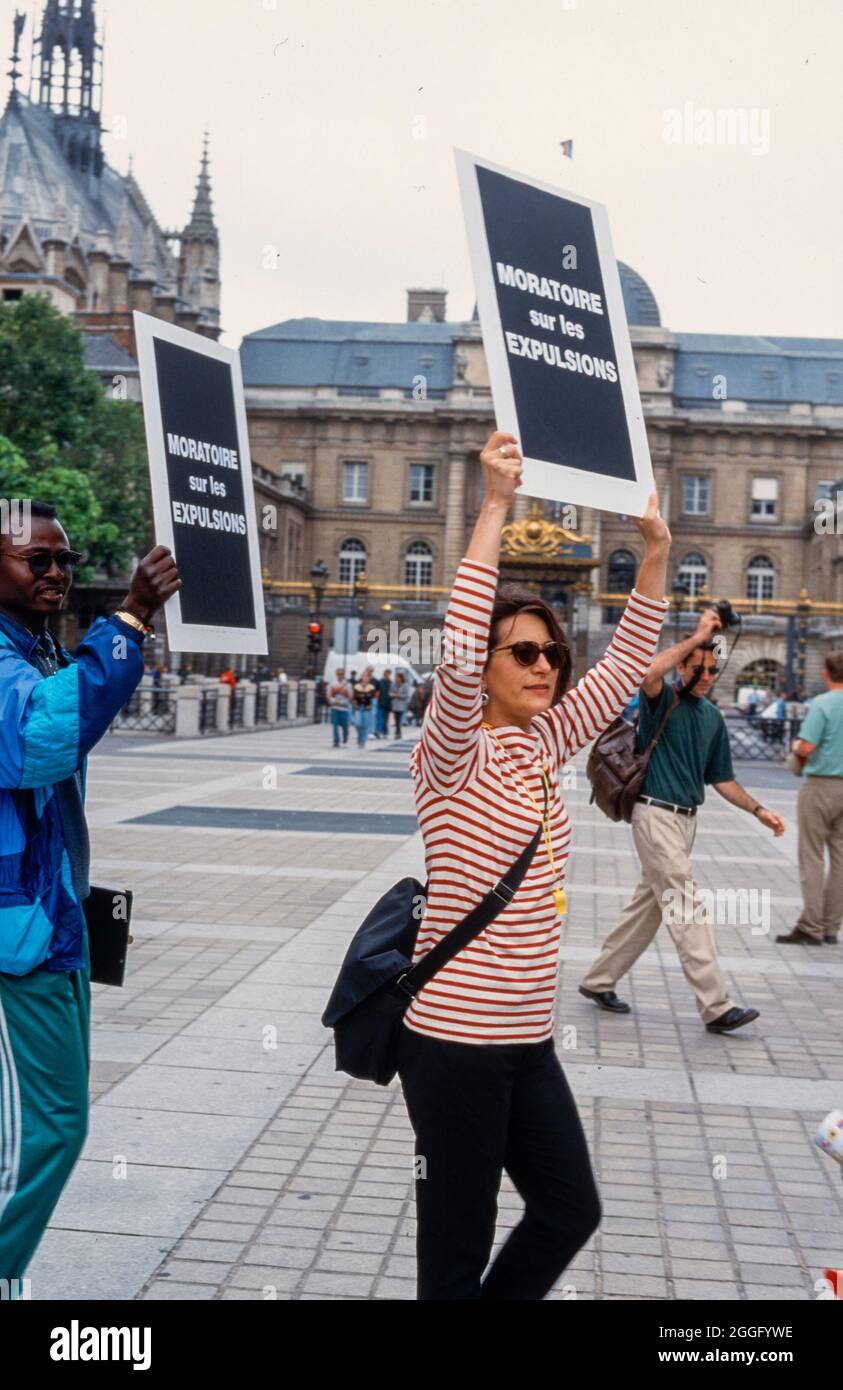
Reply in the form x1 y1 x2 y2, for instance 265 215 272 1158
618 262 661 327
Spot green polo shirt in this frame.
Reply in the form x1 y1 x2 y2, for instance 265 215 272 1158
637 680 734 808
798 690 843 778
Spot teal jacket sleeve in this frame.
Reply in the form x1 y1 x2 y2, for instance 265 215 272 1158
0 615 146 790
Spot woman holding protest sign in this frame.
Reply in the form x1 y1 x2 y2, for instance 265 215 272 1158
398 429 671 1300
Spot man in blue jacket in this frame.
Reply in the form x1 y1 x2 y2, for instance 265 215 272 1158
0 500 180 1289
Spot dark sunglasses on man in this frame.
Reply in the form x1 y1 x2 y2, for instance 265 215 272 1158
490 639 565 669
0 547 83 577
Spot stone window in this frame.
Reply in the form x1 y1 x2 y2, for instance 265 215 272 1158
751 476 778 521
677 551 708 597
409 464 434 504
338 538 367 583
746 554 775 601
404 541 433 588
342 461 368 504
683 475 710 515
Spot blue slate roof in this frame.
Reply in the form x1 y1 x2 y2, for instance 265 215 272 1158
240 269 843 408
83 333 139 373
674 334 843 407
240 317 456 393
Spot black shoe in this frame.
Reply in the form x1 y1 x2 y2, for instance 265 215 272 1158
825 935 839 944
775 928 824 945
705 1006 760 1034
578 985 631 1014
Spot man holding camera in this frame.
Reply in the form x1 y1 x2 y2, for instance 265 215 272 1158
580 611 786 1034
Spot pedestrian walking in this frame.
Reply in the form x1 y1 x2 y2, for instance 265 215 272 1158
580 618 786 1033
374 669 392 738
352 666 378 748
777 652 843 945
409 675 432 727
327 668 353 747
397 430 671 1300
0 502 180 1286
390 670 410 739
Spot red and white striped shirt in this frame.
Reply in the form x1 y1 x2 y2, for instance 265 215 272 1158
405 556 668 1045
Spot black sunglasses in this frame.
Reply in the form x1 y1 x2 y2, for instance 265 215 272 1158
0 548 83 577
490 640 564 669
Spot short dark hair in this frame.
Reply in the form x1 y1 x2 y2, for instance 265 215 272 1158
487 585 572 704
30 500 57 520
825 651 843 682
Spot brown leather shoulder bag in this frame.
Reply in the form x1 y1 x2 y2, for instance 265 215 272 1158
586 686 679 823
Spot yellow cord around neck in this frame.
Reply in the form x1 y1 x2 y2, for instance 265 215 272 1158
481 721 567 916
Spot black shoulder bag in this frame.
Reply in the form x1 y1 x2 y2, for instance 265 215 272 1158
322 777 548 1086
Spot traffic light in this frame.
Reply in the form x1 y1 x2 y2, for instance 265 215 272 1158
307 620 323 657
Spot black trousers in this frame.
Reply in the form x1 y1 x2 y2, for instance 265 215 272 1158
396 1025 601 1301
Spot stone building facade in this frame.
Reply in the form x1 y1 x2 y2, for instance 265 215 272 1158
241 278 843 697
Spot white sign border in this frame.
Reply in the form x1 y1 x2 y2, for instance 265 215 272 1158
454 148 655 517
133 310 268 656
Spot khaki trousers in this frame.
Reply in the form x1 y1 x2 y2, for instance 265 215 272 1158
581 803 734 1025
796 775 843 942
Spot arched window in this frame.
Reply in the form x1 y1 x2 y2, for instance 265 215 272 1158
607 549 636 593
404 541 433 588
737 659 781 693
677 551 708 598
605 549 636 624
338 538 367 584
746 554 775 601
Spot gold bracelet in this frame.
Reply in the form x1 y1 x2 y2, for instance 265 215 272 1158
113 609 153 636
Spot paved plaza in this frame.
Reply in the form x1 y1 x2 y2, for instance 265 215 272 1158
26 719 843 1302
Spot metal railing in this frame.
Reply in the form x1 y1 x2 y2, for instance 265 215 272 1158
199 688 218 734
256 684 269 724
114 689 177 734
725 714 802 762
230 688 245 728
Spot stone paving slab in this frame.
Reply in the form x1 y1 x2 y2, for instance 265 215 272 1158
25 721 843 1302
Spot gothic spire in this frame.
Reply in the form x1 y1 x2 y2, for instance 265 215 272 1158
184 130 216 237
6 10 25 110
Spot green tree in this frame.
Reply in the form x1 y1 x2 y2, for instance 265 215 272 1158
0 435 116 584
0 295 151 573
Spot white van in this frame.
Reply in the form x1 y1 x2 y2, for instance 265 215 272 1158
322 649 423 689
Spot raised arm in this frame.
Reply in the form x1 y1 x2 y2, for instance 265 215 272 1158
641 608 722 699
537 494 672 765
412 431 522 795
0 543 180 790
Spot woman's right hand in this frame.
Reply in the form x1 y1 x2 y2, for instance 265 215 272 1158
479 431 523 508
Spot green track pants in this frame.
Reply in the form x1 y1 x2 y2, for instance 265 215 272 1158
0 952 91 1291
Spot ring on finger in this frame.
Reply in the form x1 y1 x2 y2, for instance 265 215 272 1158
498 444 509 458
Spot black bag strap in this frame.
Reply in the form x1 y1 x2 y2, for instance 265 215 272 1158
399 774 549 999
640 683 680 758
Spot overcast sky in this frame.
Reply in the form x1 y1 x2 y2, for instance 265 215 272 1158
6 0 842 348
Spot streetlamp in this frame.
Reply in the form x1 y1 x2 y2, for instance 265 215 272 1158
310 559 329 615
671 576 689 645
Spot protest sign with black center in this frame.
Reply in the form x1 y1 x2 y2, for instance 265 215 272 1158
134 312 268 655
455 149 655 516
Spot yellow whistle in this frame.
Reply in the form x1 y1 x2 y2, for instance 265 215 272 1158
553 887 567 916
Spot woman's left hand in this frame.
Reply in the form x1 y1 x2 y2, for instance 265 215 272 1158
634 492 671 551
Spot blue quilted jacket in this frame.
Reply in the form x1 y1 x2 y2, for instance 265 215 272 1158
0 610 145 975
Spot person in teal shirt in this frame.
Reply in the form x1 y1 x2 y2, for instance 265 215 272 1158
777 653 843 945
582 612 786 1034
